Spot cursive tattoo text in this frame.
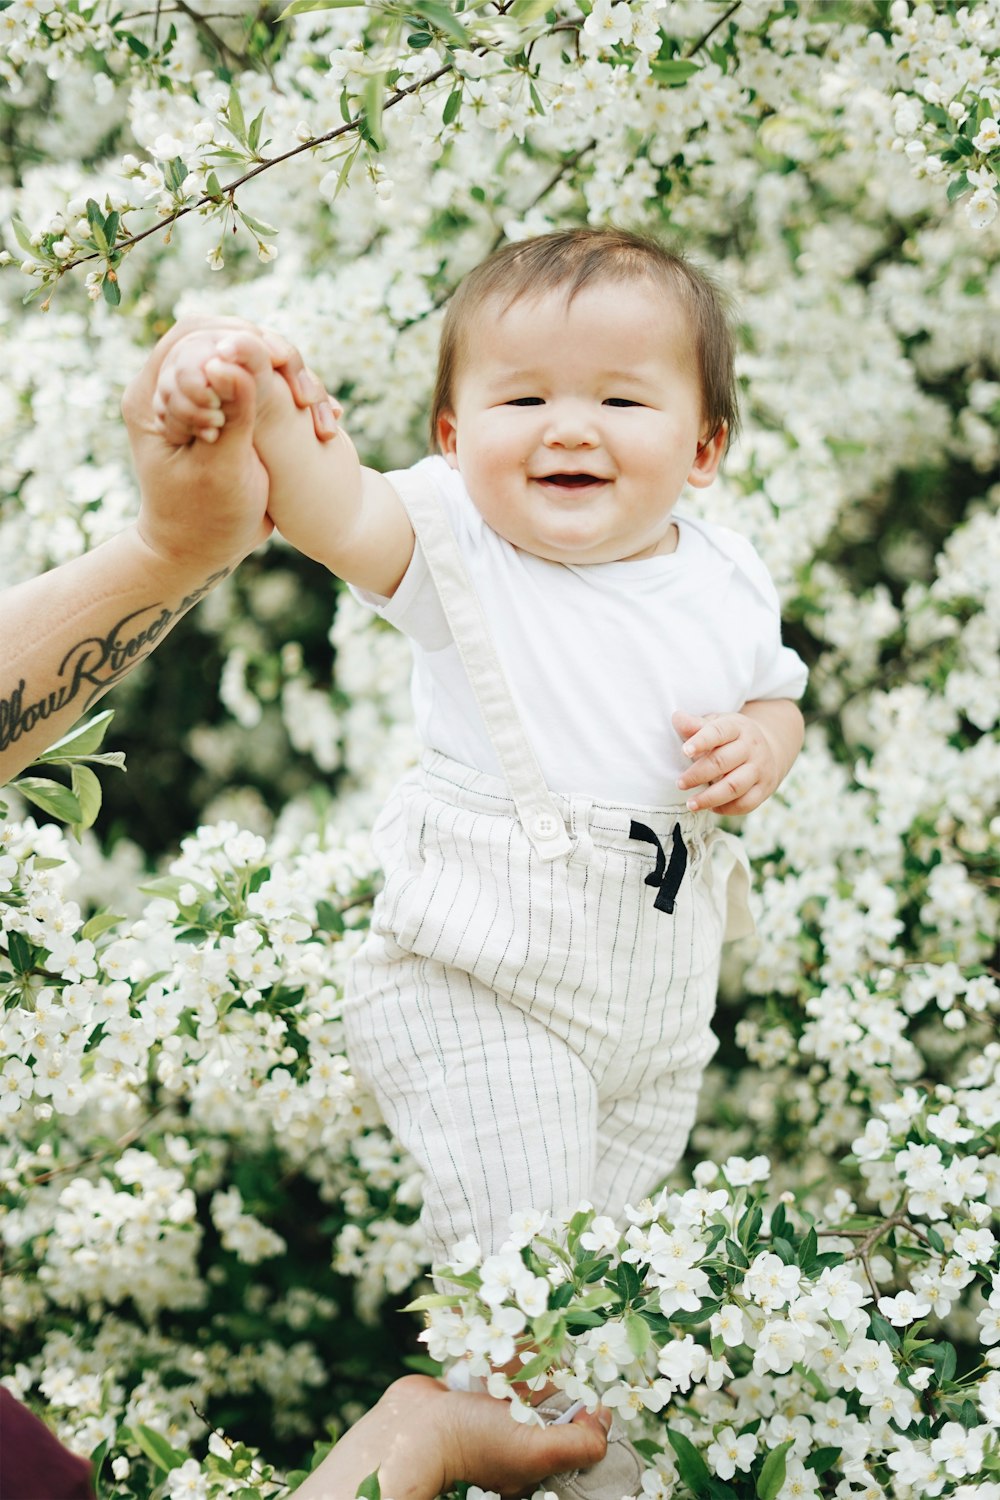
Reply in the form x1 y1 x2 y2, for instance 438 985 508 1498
0 570 229 752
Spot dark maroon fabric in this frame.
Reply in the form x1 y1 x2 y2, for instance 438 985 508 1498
0 1390 95 1500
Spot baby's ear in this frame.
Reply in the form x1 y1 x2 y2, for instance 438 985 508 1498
687 423 726 489
436 410 460 468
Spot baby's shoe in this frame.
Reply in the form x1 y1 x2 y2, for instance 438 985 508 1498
536 1390 645 1499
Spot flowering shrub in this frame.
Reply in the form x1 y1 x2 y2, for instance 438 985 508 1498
1 1 999 1496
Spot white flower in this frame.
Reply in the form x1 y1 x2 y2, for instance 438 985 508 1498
877 1290 931 1325
741 1252 802 1311
579 1215 621 1253
722 1154 771 1186
582 1321 635 1382
953 1227 996 1264
967 188 998 229
972 118 999 152
706 1425 756 1479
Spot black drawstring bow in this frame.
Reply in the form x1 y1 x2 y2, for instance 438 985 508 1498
629 820 688 914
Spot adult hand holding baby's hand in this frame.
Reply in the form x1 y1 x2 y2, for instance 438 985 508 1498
150 323 340 447
673 706 789 815
123 316 338 575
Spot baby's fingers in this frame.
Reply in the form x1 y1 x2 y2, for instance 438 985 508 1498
153 383 225 446
685 761 760 813
677 731 745 796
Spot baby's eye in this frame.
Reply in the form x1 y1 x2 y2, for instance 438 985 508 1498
604 398 642 408
505 397 544 406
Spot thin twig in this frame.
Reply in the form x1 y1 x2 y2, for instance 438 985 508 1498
167 0 256 70
27 1102 171 1185
56 61 455 278
685 0 742 58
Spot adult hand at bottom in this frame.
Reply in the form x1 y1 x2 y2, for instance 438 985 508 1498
291 1375 610 1500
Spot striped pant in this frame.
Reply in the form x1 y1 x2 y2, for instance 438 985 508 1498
342 752 750 1266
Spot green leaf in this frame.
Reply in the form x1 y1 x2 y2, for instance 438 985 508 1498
564 1309 607 1331
958 1398 980 1428
737 1203 763 1247
756 1438 794 1499
129 1425 187 1473
805 1445 842 1474
235 209 278 238
828 1315 851 1350
227 85 247 143
101 274 121 308
650 58 699 86
248 108 265 154
667 1301 718 1327
316 900 345 934
409 0 472 47
86 199 108 253
403 1291 468 1312
666 1429 712 1495
442 87 463 125
515 1347 556 1384
82 911 124 943
616 1260 642 1304
139 874 202 904
508 0 553 19
926 1226 946 1254
79 751 126 771
625 1309 651 1358
70 764 102 833
926 1341 957 1384
6 930 36 975
355 1471 381 1499
35 710 115 763
11 216 37 256
401 1354 443 1376
14 776 83 824
947 172 970 202
868 1310 901 1350
362 72 386 150
328 139 359 199
279 0 364 18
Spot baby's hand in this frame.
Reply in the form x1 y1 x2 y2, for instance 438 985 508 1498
152 326 340 447
673 708 782 815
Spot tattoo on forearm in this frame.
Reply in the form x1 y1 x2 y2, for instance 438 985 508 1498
0 570 229 752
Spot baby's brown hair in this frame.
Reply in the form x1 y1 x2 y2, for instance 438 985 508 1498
430 226 740 451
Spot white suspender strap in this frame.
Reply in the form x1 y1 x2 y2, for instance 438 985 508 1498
390 468 572 861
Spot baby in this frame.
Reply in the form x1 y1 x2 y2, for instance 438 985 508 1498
152 227 806 1498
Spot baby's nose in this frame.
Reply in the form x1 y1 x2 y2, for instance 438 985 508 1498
544 403 599 447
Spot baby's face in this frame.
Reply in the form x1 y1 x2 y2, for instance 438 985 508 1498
437 278 725 565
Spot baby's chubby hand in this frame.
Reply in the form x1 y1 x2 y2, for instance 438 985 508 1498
152 325 341 447
673 708 783 815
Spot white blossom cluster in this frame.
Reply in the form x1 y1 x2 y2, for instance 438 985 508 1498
0 808 431 1485
424 1139 1000 1499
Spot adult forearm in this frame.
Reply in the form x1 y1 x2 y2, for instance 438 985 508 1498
741 697 804 788
0 526 230 785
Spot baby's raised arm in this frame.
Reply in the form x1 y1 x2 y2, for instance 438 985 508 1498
154 330 415 599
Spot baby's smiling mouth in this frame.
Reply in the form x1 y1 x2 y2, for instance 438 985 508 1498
536 472 608 488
